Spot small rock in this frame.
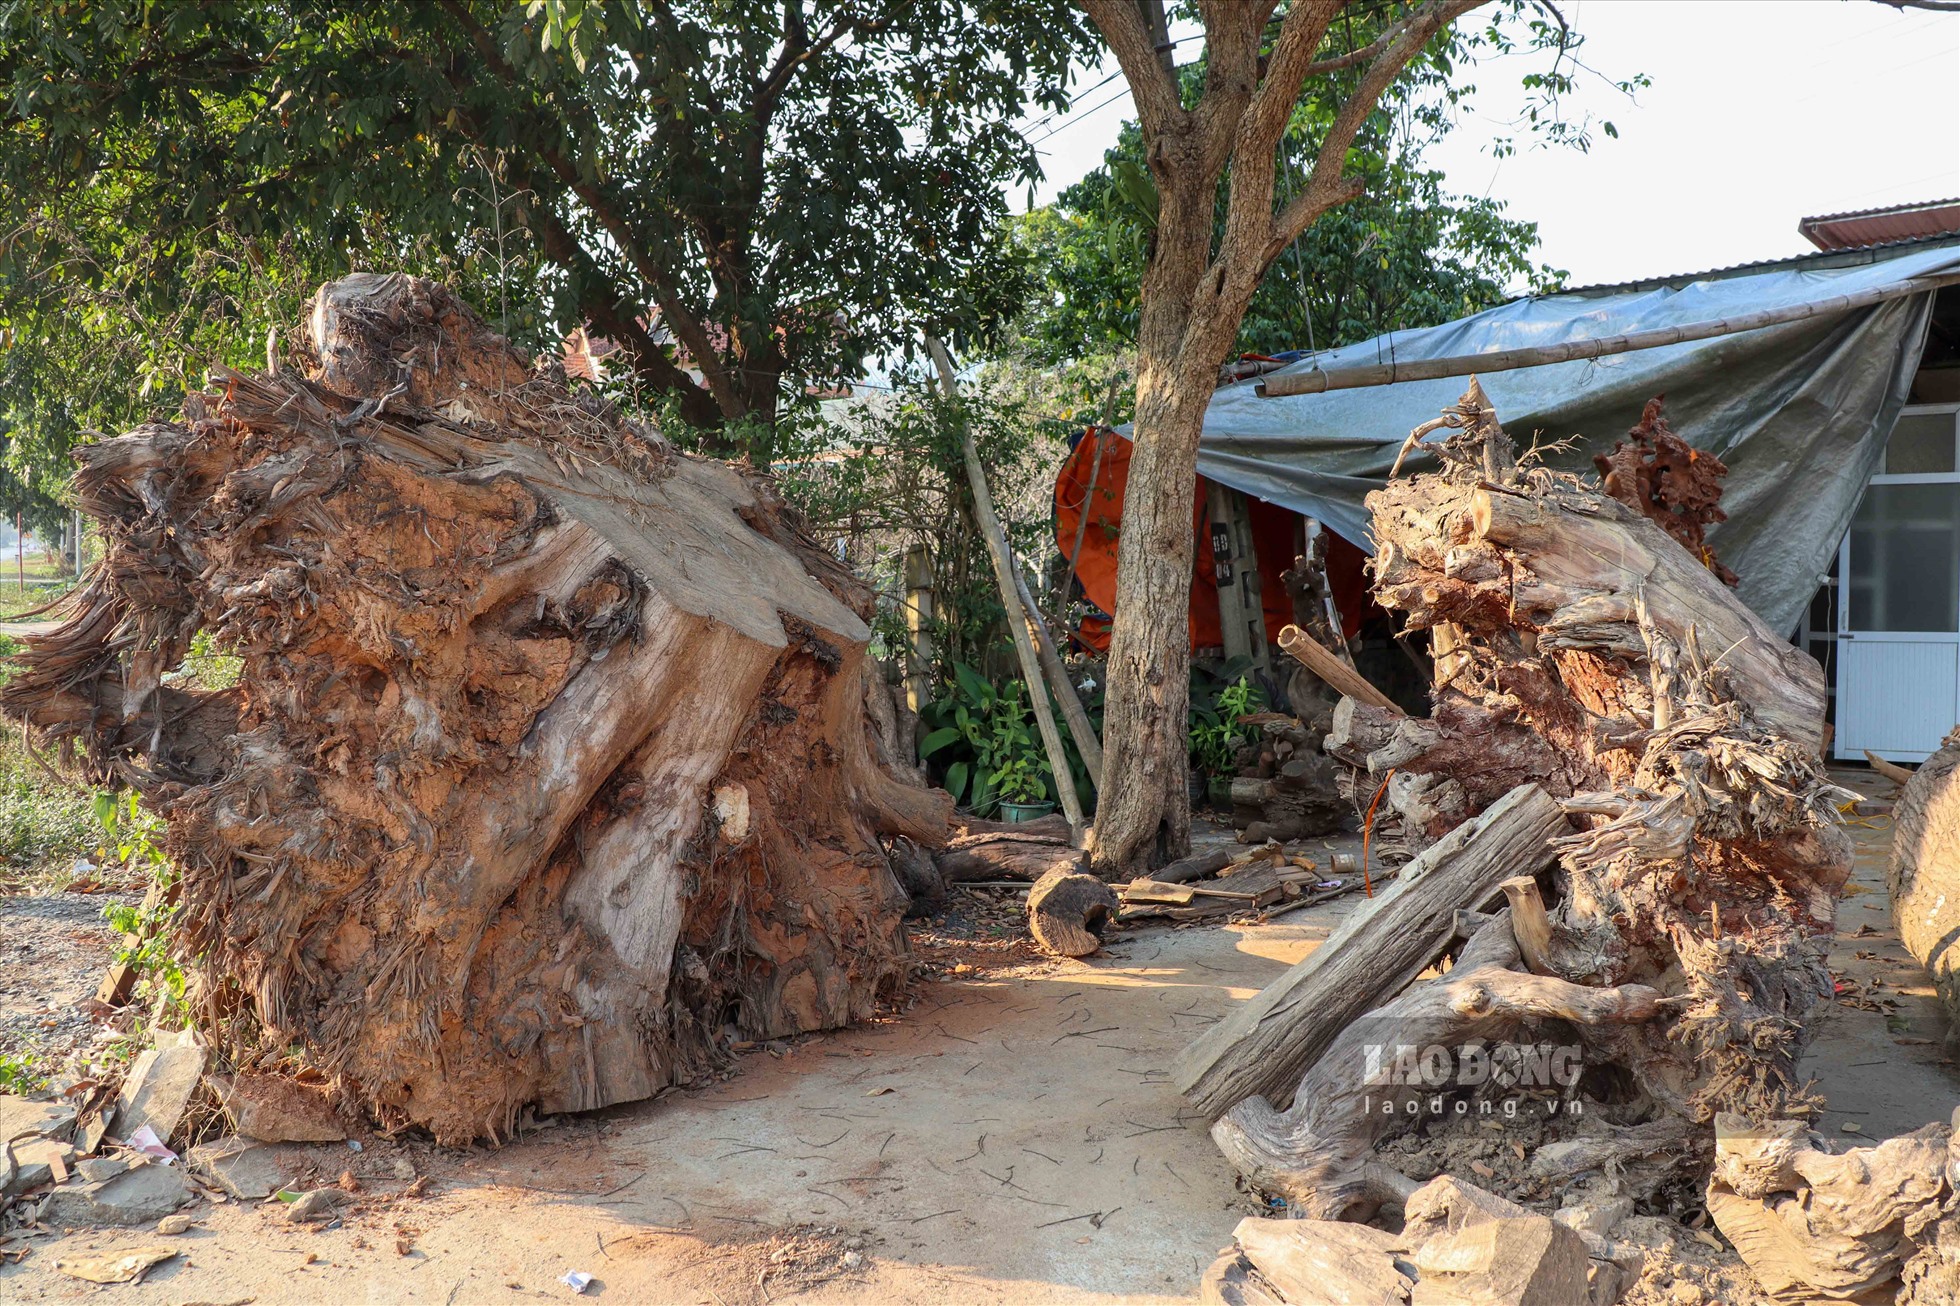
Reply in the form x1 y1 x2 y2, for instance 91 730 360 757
156 1212 195 1235
188 1135 290 1201
1410 1215 1590 1306
1555 1196 1634 1241
840 1251 863 1270
39 1160 191 1228
0 1094 77 1142
1668 1283 1706 1306
75 1156 130 1184
390 1156 417 1181
287 1187 349 1223
109 1030 206 1146
3 1138 76 1197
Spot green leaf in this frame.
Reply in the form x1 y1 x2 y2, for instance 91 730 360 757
920 726 961 757
944 761 969 803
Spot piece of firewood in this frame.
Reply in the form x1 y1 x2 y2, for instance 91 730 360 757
1276 625 1401 716
1026 868 1119 957
1172 783 1569 1118
934 840 1085 884
1867 750 1916 786
1150 848 1235 885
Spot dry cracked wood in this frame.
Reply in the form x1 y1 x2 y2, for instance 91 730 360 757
1889 727 1960 1042
1 274 951 1143
1355 380 1852 1123
1172 783 1570 1118
1211 909 1665 1219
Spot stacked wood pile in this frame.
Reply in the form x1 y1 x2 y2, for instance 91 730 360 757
1174 383 1960 1304
1888 728 1960 1045
1 275 953 1144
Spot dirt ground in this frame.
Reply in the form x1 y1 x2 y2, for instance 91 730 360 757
1 774 1955 1305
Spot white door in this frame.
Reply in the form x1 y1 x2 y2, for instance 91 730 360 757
1837 404 1960 762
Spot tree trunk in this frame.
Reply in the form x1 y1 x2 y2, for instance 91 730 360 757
0 273 951 1144
1086 361 1215 875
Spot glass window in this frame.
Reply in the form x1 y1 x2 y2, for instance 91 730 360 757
1848 482 1960 632
1884 412 1957 474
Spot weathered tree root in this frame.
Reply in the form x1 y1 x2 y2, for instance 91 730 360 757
1362 380 1852 1123
2 275 950 1142
1211 909 1666 1219
1708 1109 1960 1303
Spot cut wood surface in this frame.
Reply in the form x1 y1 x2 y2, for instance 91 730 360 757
0 275 952 1143
933 838 1085 884
1026 868 1119 957
1889 727 1960 1035
1172 783 1569 1118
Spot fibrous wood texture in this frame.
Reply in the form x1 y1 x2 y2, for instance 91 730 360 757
1888 727 1960 1039
1362 381 1852 1121
1172 783 1570 1118
1 274 950 1143
1706 1110 1959 1302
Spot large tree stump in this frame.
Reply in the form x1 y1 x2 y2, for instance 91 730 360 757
1356 381 1851 1122
1195 382 1855 1212
1 274 951 1143
1889 727 1960 1043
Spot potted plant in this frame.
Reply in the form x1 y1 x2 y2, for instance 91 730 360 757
1189 674 1264 809
919 667 1057 820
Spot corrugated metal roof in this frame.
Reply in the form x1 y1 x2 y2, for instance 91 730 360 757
1800 198 1960 252
1552 229 1960 299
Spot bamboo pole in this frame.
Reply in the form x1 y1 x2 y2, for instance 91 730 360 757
1276 624 1403 716
926 337 1085 837
1257 270 1960 398
1010 562 1103 790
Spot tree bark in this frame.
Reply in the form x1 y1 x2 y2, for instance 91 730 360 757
0 274 951 1144
1078 0 1485 877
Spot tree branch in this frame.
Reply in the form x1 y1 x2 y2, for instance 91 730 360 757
434 0 747 419
1078 0 1185 137
1268 0 1485 258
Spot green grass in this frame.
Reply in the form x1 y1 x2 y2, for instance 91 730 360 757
0 720 101 884
0 580 74 622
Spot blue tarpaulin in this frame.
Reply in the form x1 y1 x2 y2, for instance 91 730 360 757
1193 241 1960 634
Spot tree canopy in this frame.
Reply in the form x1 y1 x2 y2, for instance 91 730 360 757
0 0 1096 463
1007 4 1598 368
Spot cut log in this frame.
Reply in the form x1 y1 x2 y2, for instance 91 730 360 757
933 837 1083 883
1359 380 1851 1122
1890 727 1960 1038
1026 867 1119 957
0 274 952 1144
1149 847 1235 885
1172 783 1570 1118
1276 625 1401 716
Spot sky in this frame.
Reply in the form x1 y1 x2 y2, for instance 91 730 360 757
1013 0 1960 292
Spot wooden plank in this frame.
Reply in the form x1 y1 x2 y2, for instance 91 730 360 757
1276 624 1402 716
1170 783 1567 1117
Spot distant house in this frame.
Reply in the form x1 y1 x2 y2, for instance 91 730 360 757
1060 200 1960 761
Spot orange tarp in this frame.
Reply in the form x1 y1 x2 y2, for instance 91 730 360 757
1052 431 1367 654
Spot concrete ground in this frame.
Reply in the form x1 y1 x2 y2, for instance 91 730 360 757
2 787 1954 1305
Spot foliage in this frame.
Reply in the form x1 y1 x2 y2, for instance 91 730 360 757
95 789 190 1023
774 370 1065 678
1188 669 1266 780
179 628 244 693
0 0 1096 463
919 662 1095 814
0 720 95 872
